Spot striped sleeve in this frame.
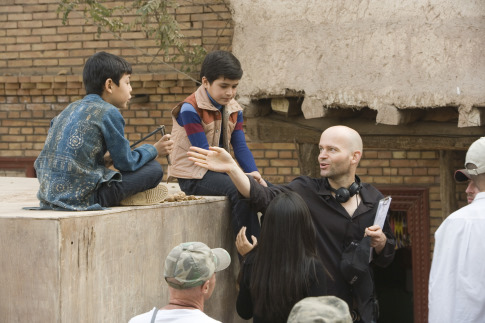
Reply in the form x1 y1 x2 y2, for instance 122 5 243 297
231 111 258 173
176 102 210 149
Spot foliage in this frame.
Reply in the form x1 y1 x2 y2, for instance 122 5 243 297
57 0 208 73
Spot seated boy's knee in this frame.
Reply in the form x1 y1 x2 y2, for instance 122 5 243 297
145 160 164 184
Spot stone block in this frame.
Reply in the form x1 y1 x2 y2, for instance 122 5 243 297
0 177 245 323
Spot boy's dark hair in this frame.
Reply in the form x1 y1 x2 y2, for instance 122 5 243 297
83 51 132 96
200 50 243 83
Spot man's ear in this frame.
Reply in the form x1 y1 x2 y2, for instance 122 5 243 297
351 150 362 165
201 280 210 294
104 78 113 94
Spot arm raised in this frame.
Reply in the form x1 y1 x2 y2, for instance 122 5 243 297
187 146 251 198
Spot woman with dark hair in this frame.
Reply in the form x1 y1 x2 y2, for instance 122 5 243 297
236 191 328 323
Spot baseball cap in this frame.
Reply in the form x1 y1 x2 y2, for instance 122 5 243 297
464 137 485 176
164 241 231 289
454 169 471 182
287 296 352 323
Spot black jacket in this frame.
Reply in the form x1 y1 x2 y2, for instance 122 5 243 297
247 175 396 313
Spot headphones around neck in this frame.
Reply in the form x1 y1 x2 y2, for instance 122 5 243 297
325 175 362 203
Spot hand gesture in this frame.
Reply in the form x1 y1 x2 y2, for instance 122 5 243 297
188 146 238 173
154 134 174 157
189 146 252 198
236 226 258 256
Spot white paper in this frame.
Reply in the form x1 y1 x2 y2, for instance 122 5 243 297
374 196 392 229
369 196 392 262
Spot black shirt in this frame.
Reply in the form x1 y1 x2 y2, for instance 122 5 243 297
247 176 396 309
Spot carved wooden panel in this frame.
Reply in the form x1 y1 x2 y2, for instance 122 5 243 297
376 186 430 323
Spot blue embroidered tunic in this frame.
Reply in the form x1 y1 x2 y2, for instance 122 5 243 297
34 94 158 210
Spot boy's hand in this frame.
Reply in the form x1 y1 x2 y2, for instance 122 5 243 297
154 134 174 157
104 152 113 168
246 171 267 187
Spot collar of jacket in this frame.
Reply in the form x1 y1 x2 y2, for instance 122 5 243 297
194 85 242 113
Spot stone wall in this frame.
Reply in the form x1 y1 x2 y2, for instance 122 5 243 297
0 177 244 323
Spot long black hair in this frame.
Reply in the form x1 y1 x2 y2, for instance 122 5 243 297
250 191 321 322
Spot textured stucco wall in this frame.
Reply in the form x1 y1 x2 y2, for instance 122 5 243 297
230 0 485 120
0 178 244 323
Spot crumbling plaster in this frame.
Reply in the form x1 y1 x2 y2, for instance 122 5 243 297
230 0 485 126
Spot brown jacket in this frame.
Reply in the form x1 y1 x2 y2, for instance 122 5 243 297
168 85 242 179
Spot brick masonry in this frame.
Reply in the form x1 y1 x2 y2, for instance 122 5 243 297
0 0 233 166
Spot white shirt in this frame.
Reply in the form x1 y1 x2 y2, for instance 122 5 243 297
129 307 222 323
428 192 485 323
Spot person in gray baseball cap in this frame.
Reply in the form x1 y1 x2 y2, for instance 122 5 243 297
454 168 480 204
287 296 352 323
429 137 485 323
129 241 231 323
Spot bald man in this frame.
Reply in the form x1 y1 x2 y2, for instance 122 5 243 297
188 125 396 323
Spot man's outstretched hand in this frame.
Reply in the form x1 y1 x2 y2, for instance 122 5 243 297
187 146 237 173
187 146 253 198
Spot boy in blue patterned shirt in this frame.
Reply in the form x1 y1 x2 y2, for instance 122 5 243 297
34 52 173 210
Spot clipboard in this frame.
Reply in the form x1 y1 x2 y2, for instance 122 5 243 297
369 196 391 262
374 196 391 229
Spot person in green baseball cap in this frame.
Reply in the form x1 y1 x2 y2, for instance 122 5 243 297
129 241 231 323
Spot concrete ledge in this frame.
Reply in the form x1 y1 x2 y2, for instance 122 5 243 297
0 177 243 323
